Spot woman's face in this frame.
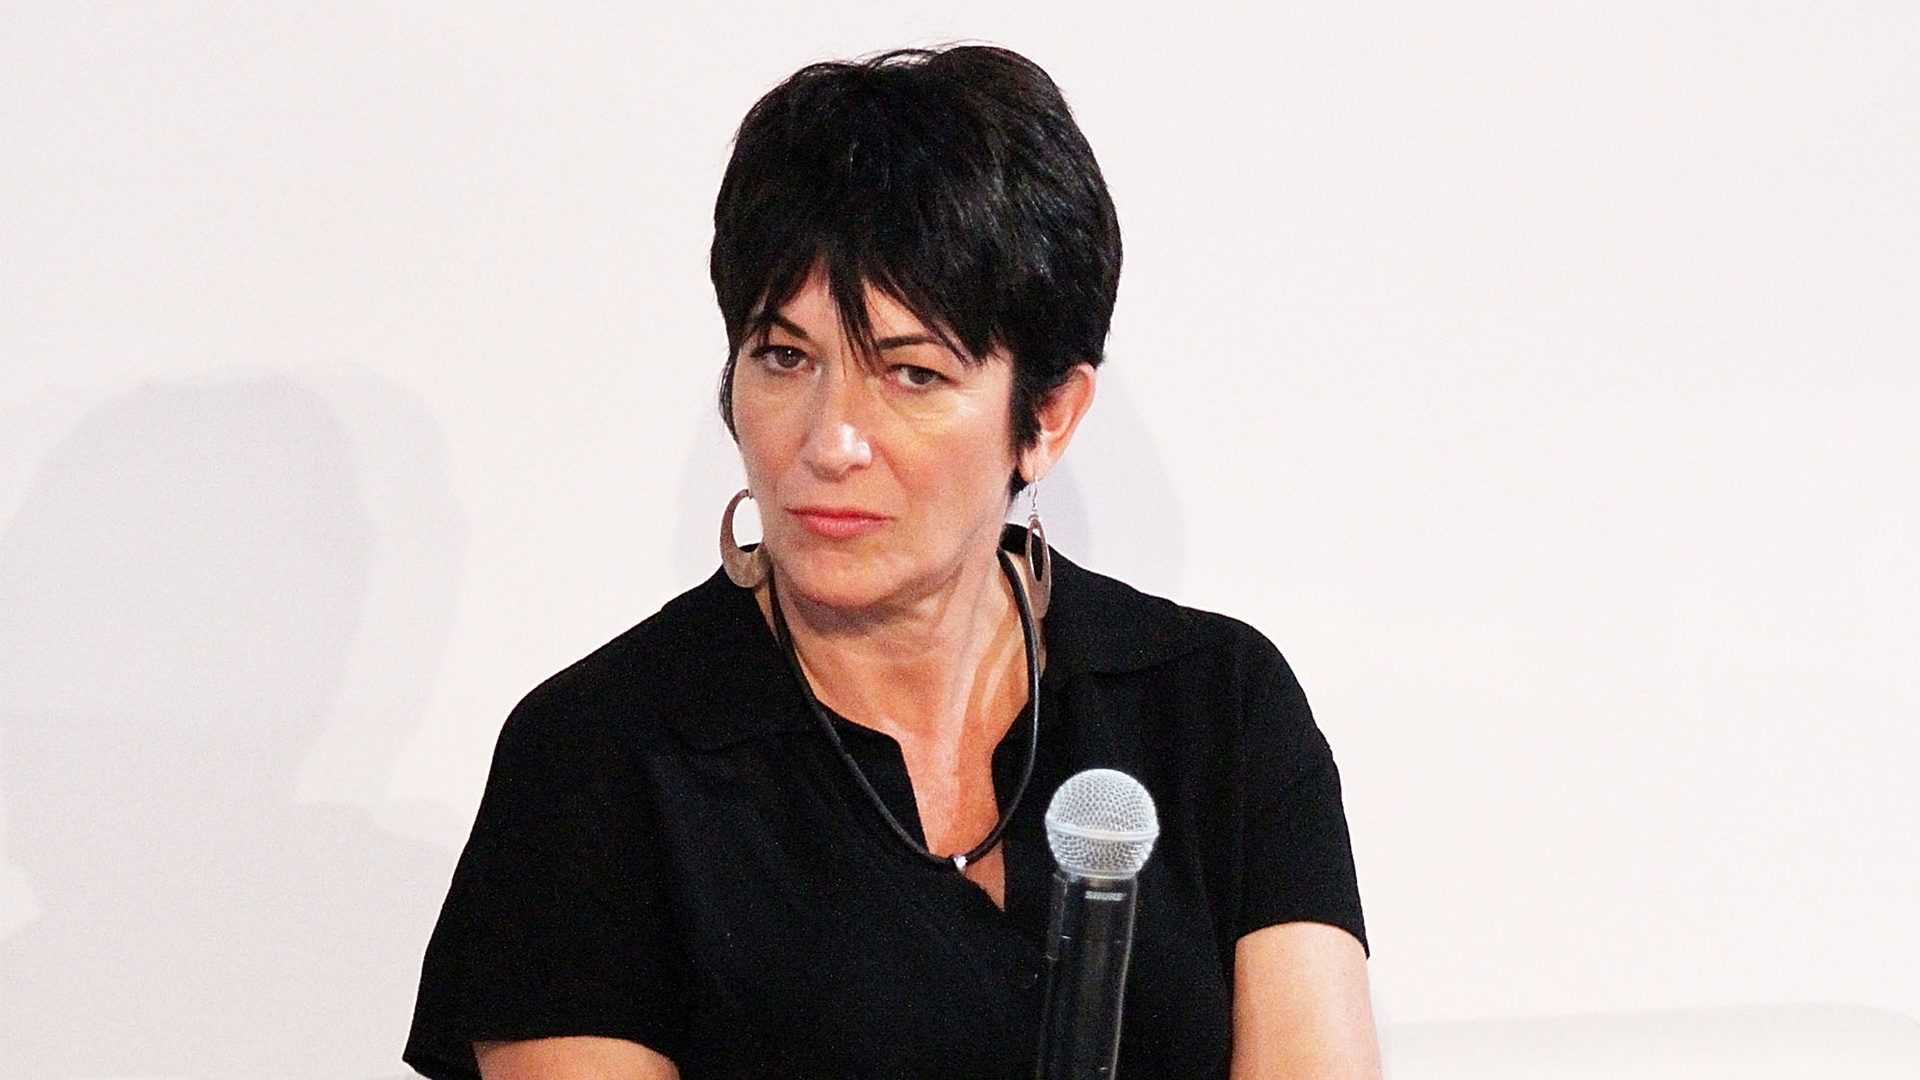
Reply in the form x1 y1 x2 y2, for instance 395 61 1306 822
731 271 1020 615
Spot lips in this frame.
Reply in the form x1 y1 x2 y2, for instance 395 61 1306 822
789 507 889 541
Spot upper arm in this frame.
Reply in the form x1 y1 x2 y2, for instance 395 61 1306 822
1233 632 1367 950
405 690 689 1077
1225 626 1376 1077
476 1036 680 1080
1231 922 1382 1080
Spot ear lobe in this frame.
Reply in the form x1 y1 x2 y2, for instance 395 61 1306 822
1024 364 1098 483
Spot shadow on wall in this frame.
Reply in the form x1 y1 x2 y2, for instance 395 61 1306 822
0 377 455 1079
670 364 1185 599
295 369 471 850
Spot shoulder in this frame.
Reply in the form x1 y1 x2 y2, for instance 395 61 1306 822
1045 550 1322 765
1045 549 1298 688
495 569 803 768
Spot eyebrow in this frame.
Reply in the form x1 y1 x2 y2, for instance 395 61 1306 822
757 311 971 363
758 313 813 342
874 334 945 351
762 318 956 355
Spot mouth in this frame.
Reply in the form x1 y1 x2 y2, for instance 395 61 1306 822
789 506 889 541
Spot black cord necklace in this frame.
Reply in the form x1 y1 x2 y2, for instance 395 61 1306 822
768 547 1042 873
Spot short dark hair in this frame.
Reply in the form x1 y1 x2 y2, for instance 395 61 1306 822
710 45 1121 484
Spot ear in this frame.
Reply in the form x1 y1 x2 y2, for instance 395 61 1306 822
1018 364 1097 486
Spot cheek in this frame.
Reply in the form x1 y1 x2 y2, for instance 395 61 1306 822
901 404 1018 513
729 386 796 485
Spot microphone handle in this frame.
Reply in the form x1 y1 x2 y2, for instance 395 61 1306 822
1035 868 1141 1080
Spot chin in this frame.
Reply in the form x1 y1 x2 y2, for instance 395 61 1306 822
768 550 898 613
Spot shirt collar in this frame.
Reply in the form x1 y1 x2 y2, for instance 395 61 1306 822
999 524 1198 683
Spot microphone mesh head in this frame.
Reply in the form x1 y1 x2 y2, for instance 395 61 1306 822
1044 768 1160 879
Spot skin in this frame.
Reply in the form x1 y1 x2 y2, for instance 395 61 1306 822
1234 924 1384 1080
477 271 1381 1079
730 271 1085 908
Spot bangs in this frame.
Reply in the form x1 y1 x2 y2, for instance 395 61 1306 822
740 247 980 369
714 56 1009 366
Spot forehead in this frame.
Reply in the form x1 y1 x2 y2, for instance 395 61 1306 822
750 271 992 368
763 273 927 336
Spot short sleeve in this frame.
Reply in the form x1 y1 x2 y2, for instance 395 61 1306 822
403 685 688 1079
1234 636 1368 954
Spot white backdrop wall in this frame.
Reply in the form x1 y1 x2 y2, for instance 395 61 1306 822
1 3 1915 1077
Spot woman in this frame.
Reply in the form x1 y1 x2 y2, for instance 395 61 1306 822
406 45 1379 1079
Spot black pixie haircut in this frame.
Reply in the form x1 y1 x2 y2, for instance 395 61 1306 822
711 45 1122 482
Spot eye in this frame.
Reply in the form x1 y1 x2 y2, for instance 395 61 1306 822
751 344 808 372
890 365 944 389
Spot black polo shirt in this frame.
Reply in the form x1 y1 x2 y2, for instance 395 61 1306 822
405 533 1364 1079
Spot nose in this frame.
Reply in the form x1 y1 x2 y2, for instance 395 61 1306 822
799 363 874 480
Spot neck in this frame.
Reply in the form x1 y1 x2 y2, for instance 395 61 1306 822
766 548 1028 747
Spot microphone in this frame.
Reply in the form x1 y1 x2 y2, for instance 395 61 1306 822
1035 768 1160 1080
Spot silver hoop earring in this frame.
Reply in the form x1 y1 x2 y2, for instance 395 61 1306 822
1023 498 1051 621
720 488 770 588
